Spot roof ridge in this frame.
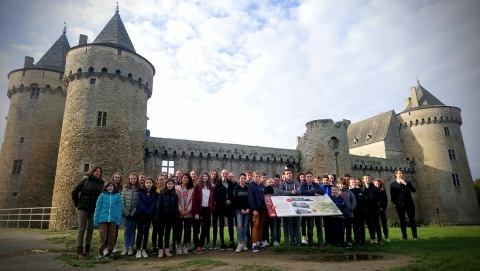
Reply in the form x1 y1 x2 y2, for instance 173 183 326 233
35 33 71 71
92 11 136 53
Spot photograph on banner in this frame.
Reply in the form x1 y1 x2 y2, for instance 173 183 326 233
266 194 342 218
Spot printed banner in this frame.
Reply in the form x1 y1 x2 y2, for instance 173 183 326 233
266 194 343 218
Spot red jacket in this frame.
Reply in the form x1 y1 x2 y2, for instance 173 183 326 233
192 185 216 215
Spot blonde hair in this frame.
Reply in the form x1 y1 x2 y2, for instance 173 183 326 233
253 171 262 177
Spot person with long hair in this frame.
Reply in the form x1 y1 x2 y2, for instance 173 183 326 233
151 174 167 255
154 178 179 258
192 172 216 254
121 173 139 256
71 166 105 259
103 173 123 255
176 173 194 255
209 169 219 250
374 179 390 242
233 173 250 252
94 181 122 260
135 177 158 258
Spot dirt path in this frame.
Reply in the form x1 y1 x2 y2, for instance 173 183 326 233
0 229 414 270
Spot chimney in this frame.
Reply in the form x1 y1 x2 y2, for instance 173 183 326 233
24 56 34 68
405 97 412 109
410 87 419 108
79 34 88 45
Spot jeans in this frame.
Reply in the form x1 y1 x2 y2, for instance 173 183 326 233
352 211 365 243
306 217 323 246
157 219 173 249
177 217 192 245
98 222 116 254
218 207 234 244
270 217 282 243
378 208 389 239
76 209 94 247
331 217 345 245
365 208 382 241
283 217 301 244
123 216 136 247
396 205 417 238
193 207 211 248
252 211 266 243
136 215 152 250
105 224 119 249
236 210 249 243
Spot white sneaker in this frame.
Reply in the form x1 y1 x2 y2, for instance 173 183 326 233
262 240 270 247
127 247 134 256
235 244 242 253
302 237 308 244
259 241 266 248
112 247 118 253
141 250 148 258
182 246 188 255
121 247 128 256
273 241 280 246
103 248 108 256
386 238 391 242
176 246 182 255
135 251 142 259
243 244 248 251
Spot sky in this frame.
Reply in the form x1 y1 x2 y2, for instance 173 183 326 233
0 0 479 180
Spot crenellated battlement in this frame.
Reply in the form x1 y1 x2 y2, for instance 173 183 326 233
350 154 415 173
398 115 462 129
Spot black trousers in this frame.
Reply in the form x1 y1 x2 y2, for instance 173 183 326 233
352 211 365 243
396 205 417 238
262 212 271 243
218 207 234 244
345 217 354 243
136 215 152 250
156 219 173 249
193 207 211 248
323 217 332 244
301 216 307 237
212 209 219 244
152 220 159 248
306 216 323 246
365 208 382 241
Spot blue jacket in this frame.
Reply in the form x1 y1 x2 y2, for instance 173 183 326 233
300 182 325 196
248 181 266 212
330 195 346 219
322 184 333 196
136 188 158 216
94 191 122 226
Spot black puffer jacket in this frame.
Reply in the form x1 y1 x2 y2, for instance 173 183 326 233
154 189 179 222
363 183 382 210
72 175 105 212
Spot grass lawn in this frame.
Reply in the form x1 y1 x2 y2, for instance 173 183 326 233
8 225 480 270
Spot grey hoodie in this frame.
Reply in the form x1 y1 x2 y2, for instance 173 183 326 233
340 188 357 218
277 180 301 195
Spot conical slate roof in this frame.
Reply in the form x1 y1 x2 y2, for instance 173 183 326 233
93 11 136 53
35 33 71 71
414 82 444 106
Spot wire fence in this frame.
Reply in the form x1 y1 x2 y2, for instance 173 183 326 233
0 207 79 230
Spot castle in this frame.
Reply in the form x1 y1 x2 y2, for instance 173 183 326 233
1 10 479 228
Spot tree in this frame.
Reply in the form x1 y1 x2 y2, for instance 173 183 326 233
474 179 480 207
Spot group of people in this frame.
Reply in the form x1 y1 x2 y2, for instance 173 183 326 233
72 166 418 261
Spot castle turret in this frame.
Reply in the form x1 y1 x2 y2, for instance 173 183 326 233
0 31 70 211
297 119 351 178
50 10 155 228
397 81 480 223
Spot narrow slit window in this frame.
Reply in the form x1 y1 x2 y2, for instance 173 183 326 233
448 150 456 160
84 164 90 173
19 137 25 143
444 127 450 136
90 78 96 85
11 160 23 174
97 111 107 126
452 174 460 186
30 88 40 99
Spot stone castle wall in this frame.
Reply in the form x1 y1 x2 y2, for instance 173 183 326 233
144 137 300 178
397 106 480 223
0 69 65 212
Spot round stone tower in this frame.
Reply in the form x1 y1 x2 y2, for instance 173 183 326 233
50 10 155 228
297 119 351 178
0 32 70 212
397 81 480 223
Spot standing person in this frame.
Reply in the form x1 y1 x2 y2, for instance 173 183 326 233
342 174 351 184
245 171 253 245
300 172 325 247
248 171 267 252
295 172 308 244
192 172 216 254
103 173 122 255
175 173 194 255
121 173 139 256
151 174 167 255
229 172 236 183
266 178 274 187
71 166 105 259
94 181 122 260
374 179 390 242
154 178 179 258
356 178 363 189
314 176 322 185
278 169 302 245
176 170 184 186
330 186 346 247
209 169 220 250
162 171 168 179
135 177 158 259
390 170 418 241
188 171 199 251
260 173 271 246
363 175 383 245
349 178 365 246
321 175 333 245
138 173 147 189
338 177 356 247
171 171 183 252
214 169 236 251
265 174 282 246
233 173 250 252
328 175 335 185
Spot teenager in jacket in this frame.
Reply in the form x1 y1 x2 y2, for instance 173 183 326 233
135 178 158 259
363 174 383 244
265 174 282 246
103 173 122 255
154 178 179 258
300 172 325 247
374 179 390 242
233 173 250 252
94 181 122 260
151 174 167 255
209 169 220 250
349 178 365 245
390 169 418 240
71 166 105 259
320 175 333 245
248 171 267 253
214 169 236 251
278 169 302 245
121 173 139 256
176 173 194 255
330 186 346 247
192 172 216 254
338 177 357 247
